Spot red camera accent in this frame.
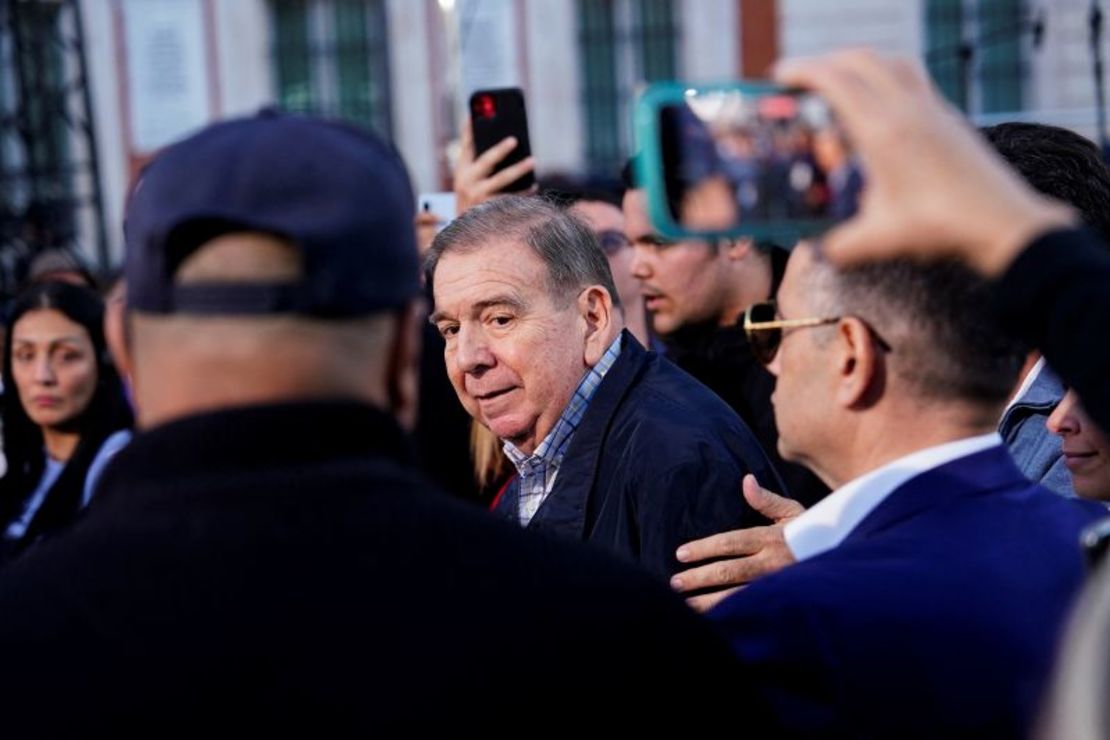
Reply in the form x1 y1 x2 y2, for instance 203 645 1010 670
475 94 497 119
758 95 798 119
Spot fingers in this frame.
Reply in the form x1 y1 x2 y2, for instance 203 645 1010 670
414 211 440 254
774 50 938 176
676 526 767 564
414 211 439 226
454 134 533 212
472 136 522 176
818 211 901 266
887 55 933 96
458 116 474 162
829 48 920 100
671 554 776 594
685 587 741 614
480 154 535 194
742 474 805 522
774 53 885 145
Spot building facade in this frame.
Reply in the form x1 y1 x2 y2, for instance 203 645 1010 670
2 0 1107 272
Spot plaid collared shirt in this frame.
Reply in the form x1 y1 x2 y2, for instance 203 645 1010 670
503 335 623 526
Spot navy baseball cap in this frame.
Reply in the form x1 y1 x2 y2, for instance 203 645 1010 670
124 110 420 317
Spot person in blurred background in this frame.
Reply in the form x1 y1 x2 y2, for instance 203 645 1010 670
983 122 1110 498
0 281 132 563
623 161 828 507
541 176 652 347
25 248 97 290
811 123 862 220
1047 390 1110 502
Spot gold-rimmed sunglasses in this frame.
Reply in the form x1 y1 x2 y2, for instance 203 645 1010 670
743 300 841 365
743 300 892 365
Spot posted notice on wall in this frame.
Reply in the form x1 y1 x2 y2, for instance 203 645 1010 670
123 0 213 154
457 0 522 98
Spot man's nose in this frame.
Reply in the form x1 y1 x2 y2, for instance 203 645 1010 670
630 244 653 279
454 324 495 375
1047 392 1079 436
766 347 782 378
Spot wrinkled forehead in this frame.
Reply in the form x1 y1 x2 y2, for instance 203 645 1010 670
432 239 552 307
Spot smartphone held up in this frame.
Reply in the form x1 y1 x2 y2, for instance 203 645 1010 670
634 82 863 242
469 87 535 194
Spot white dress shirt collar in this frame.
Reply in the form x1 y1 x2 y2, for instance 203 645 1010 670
784 432 1004 562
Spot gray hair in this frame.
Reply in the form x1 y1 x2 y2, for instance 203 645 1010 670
424 195 621 309
804 249 1025 407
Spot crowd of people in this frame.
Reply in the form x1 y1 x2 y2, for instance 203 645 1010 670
0 49 1108 737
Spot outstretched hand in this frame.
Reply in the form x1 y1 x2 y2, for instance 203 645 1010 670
774 49 1075 276
454 117 536 214
671 475 804 613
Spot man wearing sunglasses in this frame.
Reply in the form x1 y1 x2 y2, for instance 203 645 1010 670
705 239 1107 737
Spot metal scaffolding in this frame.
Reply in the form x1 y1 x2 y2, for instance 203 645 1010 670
0 0 107 297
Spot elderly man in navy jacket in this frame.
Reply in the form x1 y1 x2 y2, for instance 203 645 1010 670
427 195 782 580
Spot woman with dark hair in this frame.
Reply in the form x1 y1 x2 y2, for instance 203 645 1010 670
0 281 132 562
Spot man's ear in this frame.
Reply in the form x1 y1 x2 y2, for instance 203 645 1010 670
386 299 424 431
579 285 616 366
725 237 754 261
834 317 884 409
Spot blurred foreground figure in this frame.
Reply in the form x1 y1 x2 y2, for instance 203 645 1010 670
0 113 742 735
1040 553 1110 740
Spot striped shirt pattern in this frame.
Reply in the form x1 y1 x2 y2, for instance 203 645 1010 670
503 335 623 526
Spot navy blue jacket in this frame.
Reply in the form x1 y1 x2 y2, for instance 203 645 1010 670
710 445 1106 738
495 331 783 580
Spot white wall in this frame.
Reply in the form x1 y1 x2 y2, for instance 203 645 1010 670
212 0 274 118
1019 0 1110 142
80 0 128 264
386 0 440 192
525 0 584 174
680 0 738 82
779 0 924 58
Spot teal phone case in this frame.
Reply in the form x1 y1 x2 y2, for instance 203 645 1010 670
633 81 835 244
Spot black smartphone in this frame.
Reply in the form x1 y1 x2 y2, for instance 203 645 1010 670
469 87 535 194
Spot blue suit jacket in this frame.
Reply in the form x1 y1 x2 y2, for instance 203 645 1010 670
710 445 1106 738
494 331 784 580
